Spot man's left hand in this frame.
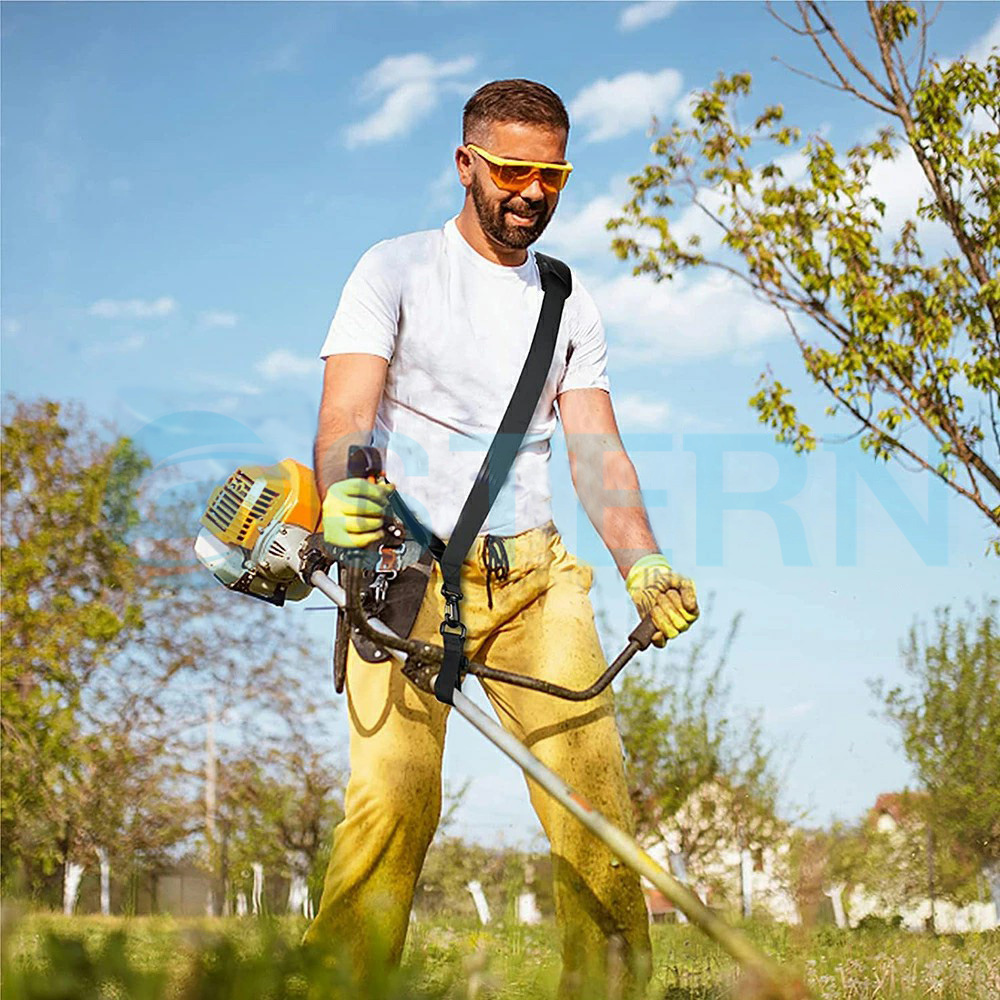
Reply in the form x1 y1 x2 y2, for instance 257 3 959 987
625 554 699 647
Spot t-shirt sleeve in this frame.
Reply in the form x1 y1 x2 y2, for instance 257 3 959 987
556 276 611 395
319 242 399 361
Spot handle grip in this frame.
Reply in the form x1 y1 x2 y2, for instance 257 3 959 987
628 615 660 651
348 445 384 482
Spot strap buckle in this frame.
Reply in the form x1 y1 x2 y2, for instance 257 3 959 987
440 587 466 639
440 618 467 639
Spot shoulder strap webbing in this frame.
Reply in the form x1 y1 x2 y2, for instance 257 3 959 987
433 251 572 704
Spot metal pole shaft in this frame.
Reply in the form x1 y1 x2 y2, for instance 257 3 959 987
449 690 803 999
308 570 806 999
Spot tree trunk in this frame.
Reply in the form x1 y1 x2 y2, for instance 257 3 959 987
96 846 111 916
926 827 936 934
740 849 754 919
824 883 847 929
63 861 84 915
985 859 1000 919
287 871 309 916
251 862 264 916
669 852 690 924
466 880 492 925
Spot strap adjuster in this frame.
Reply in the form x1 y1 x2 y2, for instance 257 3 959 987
441 587 462 623
440 618 467 639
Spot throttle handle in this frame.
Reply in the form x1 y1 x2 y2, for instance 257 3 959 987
348 445 384 482
628 615 660 651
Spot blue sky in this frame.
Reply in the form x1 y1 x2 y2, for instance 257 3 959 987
3 1 998 847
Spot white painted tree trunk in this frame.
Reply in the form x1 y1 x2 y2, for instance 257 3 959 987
63 861 84 915
288 873 311 917
669 852 690 924
466 880 491 925
205 693 217 844
251 862 264 915
985 861 1000 919
824 883 847 929
96 847 111 916
236 892 248 916
740 849 754 919
204 693 219 918
516 891 541 925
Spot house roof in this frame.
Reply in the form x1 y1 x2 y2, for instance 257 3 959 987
643 888 675 915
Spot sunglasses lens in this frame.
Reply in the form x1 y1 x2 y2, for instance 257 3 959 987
493 164 535 190
491 163 568 193
539 168 569 192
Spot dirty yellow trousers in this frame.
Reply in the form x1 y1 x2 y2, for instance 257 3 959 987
304 523 652 998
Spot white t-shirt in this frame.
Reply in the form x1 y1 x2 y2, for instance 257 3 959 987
319 217 610 539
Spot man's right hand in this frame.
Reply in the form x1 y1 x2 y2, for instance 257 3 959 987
322 478 395 548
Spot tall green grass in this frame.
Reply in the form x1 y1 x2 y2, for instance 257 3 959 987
2 910 998 999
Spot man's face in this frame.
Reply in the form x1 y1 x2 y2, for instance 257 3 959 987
466 121 567 252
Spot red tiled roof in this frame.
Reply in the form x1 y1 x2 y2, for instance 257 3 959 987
643 888 675 915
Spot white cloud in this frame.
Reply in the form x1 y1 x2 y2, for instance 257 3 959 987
88 296 177 320
965 14 1000 65
843 126 951 251
2 319 22 336
543 178 634 261
589 268 785 364
569 69 683 143
614 392 671 429
618 1 680 32
765 700 816 724
344 53 476 149
191 372 263 396
198 310 239 328
673 87 701 129
83 333 146 357
867 145 936 234
427 161 460 212
255 349 322 380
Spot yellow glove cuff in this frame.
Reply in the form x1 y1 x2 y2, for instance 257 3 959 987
625 553 672 595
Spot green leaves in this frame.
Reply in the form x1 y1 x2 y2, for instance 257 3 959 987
615 608 785 889
874 600 1000 895
609 4 1000 551
749 376 816 454
1 400 150 885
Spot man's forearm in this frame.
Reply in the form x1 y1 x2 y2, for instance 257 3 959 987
569 434 659 578
313 417 373 500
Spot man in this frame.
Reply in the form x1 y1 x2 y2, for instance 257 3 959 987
306 79 698 998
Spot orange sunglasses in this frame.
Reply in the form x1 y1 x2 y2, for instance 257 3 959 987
466 143 574 194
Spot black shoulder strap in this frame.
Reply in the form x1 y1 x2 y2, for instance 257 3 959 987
433 251 572 704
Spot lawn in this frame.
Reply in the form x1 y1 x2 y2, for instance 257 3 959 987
2 910 998 999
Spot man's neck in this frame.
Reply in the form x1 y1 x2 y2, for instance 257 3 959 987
454 207 528 267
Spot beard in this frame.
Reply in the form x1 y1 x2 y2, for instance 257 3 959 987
470 172 554 251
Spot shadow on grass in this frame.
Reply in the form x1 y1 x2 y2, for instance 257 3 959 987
660 987 723 1000
1 920 454 1000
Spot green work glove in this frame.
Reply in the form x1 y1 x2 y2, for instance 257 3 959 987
625 554 699 647
322 477 394 548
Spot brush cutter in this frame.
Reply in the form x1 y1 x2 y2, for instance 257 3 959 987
194 457 808 1000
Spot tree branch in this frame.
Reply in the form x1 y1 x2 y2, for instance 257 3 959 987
868 1 996 305
805 1 898 104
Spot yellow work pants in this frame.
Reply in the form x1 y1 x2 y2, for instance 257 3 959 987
304 523 652 999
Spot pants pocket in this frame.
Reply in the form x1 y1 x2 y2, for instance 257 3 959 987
550 535 595 593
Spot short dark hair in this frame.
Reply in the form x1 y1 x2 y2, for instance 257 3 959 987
463 79 570 145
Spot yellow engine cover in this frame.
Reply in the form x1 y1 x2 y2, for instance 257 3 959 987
200 458 321 550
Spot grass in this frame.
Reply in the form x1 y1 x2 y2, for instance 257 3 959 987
1 909 998 999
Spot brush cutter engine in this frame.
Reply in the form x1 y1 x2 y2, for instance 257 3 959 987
194 459 324 605
194 455 422 606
